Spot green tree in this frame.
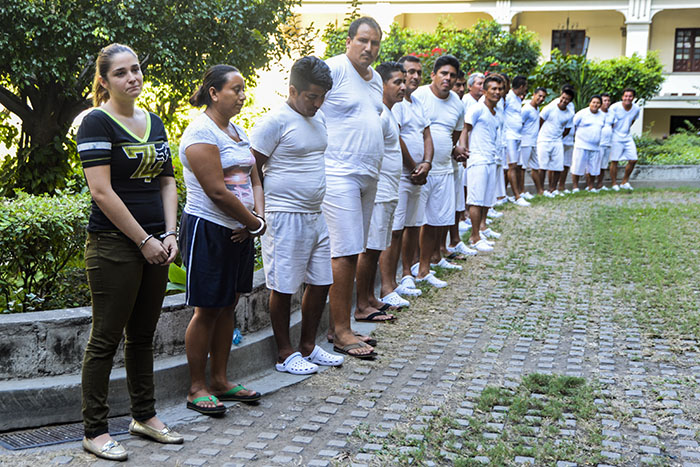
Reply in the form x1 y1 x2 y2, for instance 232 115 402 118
529 50 665 111
322 16 541 81
0 0 296 196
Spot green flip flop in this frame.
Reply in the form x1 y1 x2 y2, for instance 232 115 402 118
186 395 226 416
216 384 262 402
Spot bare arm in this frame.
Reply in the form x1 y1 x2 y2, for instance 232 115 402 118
184 143 261 231
562 128 571 138
252 148 267 183
539 117 545 129
83 165 169 264
159 175 179 264
410 126 434 184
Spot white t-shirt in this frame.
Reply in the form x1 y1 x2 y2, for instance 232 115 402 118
521 102 540 147
250 103 327 213
376 104 402 203
538 101 574 144
573 108 605 150
504 90 523 140
610 102 641 143
465 101 501 167
462 93 479 122
392 96 429 178
321 54 384 178
180 113 256 230
412 86 464 175
600 110 614 147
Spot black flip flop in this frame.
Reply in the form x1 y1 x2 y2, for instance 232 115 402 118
186 395 226 416
333 342 377 359
355 310 397 323
328 333 377 347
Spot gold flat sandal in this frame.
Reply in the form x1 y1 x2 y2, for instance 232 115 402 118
128 419 184 444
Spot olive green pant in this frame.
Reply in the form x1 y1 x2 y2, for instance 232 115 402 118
81 232 168 438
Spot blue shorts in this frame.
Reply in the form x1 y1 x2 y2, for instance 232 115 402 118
179 213 254 308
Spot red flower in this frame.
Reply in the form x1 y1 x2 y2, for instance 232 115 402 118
489 62 499 67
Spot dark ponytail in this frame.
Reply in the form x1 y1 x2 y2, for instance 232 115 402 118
189 65 240 107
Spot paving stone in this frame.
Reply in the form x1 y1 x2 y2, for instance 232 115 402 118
191 425 211 432
301 424 321 432
328 439 348 448
199 447 221 456
184 459 207 466
232 451 257 460
308 461 330 467
326 396 345 405
319 449 340 457
515 456 535 464
258 432 278 441
52 456 74 465
245 442 267 450
292 436 314 444
162 444 185 452
271 455 294 464
149 454 170 462
282 445 304 454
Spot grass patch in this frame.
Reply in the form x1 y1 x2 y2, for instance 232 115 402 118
585 202 700 341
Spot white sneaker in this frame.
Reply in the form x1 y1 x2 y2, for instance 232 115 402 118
432 258 463 271
458 220 472 233
621 182 633 190
478 232 495 245
470 239 494 252
522 192 534 200
481 228 501 239
552 189 562 196
563 189 571 194
590 187 599 193
410 262 435 277
415 273 447 288
485 218 492 225
487 208 503 218
543 190 555 198
514 197 530 207
572 187 580 193
396 276 422 296
495 197 507 206
600 186 610 191
612 184 620 191
507 196 515 203
380 291 410 308
447 241 477 256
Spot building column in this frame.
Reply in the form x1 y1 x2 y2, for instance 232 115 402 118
364 2 398 35
625 22 650 57
494 0 513 32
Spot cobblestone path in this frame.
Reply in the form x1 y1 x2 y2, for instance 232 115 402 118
3 190 700 466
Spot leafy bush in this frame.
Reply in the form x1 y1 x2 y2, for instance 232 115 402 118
0 191 90 312
635 130 700 165
322 6 541 80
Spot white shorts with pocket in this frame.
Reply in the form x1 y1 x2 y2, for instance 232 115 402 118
262 211 333 294
538 141 564 172
519 146 539 170
610 140 638 162
322 173 377 258
422 172 455 227
467 163 497 208
563 145 573 167
599 146 611 169
571 148 601 176
506 139 521 165
496 163 506 198
367 200 399 251
393 178 424 229
455 166 466 212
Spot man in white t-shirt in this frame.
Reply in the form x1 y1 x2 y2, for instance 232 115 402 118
320 17 383 359
570 94 605 192
411 55 466 287
463 74 504 252
537 88 575 197
595 93 613 190
390 55 433 296
609 88 640 191
520 87 547 195
504 75 530 206
558 86 576 194
452 70 466 100
356 62 407 316
251 56 344 375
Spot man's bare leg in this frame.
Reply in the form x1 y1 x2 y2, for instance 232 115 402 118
558 166 570 191
379 230 404 298
448 211 462 248
356 249 395 320
507 163 521 199
585 173 595 190
329 255 373 356
595 169 606 189
571 174 580 190
609 161 619 187
532 169 544 194
468 205 488 245
402 226 420 277
548 170 561 192
418 224 440 278
621 160 637 185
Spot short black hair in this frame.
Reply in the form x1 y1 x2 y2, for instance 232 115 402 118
512 75 527 89
601 92 610 98
499 73 510 85
622 87 636 97
433 54 460 74
534 87 547 94
483 75 503 90
561 87 575 99
456 70 465 80
376 61 405 83
590 94 602 103
290 56 333 92
348 17 382 40
561 84 575 93
398 55 421 65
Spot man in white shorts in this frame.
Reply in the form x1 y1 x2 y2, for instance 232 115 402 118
412 55 466 287
570 94 605 192
537 87 575 197
595 93 613 190
321 17 384 359
520 87 547 195
251 56 344 374
390 55 433 295
504 75 530 206
609 88 640 191
557 85 576 194
461 72 485 227
464 75 504 252
356 62 406 316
